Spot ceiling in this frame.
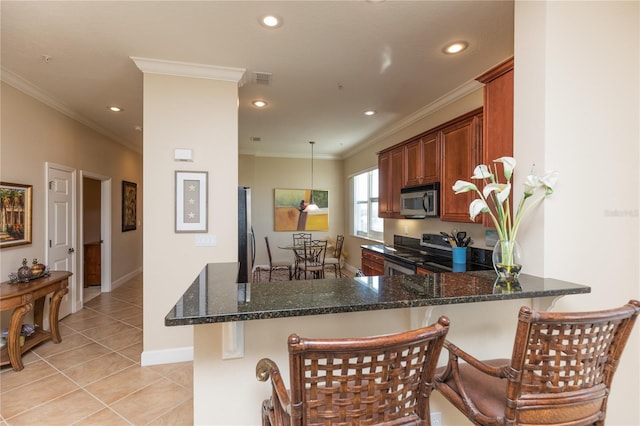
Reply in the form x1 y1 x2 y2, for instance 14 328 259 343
1 1 514 159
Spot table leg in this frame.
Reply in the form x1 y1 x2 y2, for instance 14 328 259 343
7 302 33 371
33 295 45 331
49 286 69 343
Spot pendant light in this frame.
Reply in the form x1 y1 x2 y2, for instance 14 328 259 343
303 141 319 212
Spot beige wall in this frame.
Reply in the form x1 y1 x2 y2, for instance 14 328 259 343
0 82 143 310
514 2 639 424
141 72 240 362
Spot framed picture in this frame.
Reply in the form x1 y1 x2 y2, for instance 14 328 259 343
122 180 137 232
0 182 33 248
274 188 329 231
175 171 208 233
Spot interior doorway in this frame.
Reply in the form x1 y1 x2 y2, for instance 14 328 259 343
80 172 112 305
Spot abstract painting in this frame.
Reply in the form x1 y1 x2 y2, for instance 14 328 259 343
274 188 328 231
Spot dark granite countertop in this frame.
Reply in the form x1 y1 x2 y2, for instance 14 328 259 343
165 263 591 326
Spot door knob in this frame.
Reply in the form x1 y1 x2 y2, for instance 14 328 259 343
68 248 75 254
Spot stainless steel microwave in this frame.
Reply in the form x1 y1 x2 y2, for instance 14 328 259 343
400 183 439 218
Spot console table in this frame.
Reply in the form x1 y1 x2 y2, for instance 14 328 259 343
0 271 71 371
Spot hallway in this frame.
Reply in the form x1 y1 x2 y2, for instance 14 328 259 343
0 274 193 425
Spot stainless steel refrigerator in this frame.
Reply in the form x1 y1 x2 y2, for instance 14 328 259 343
238 186 255 283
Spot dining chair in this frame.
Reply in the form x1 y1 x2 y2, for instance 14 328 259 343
297 240 327 279
434 300 640 426
323 234 344 278
253 237 293 282
291 233 311 279
256 316 450 426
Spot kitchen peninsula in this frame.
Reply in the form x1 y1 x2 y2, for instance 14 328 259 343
166 263 590 326
166 263 590 425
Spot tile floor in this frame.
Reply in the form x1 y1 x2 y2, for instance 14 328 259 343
0 274 193 426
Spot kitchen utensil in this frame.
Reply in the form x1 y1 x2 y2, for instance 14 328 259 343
462 236 472 247
440 231 456 247
456 231 467 246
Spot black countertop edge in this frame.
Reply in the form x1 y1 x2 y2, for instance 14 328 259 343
165 264 591 327
165 285 591 327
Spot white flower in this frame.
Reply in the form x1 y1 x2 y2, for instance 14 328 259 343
469 199 488 220
471 165 492 180
523 175 540 197
452 180 477 194
540 171 559 195
483 183 511 205
494 157 516 181
452 157 559 244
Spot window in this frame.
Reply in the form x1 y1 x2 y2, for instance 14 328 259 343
352 169 383 241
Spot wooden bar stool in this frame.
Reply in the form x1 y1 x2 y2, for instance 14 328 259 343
256 316 450 425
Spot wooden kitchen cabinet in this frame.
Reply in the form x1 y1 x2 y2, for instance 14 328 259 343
377 108 483 223
476 57 514 227
378 146 404 218
416 266 435 275
84 242 101 287
362 248 385 276
404 132 439 187
440 109 483 223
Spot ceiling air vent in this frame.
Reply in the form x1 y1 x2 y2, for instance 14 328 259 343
250 136 261 142
253 72 272 86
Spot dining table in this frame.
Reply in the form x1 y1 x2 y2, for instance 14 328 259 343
278 241 333 279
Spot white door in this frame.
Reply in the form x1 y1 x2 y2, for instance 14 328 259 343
47 164 76 319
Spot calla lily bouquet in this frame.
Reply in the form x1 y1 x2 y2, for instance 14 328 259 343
452 156 559 246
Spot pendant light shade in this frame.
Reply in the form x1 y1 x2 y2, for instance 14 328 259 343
303 141 319 212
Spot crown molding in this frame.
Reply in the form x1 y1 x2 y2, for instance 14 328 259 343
340 78 483 159
238 150 339 160
130 57 246 85
1 67 141 153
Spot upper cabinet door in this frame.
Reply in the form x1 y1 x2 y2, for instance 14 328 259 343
378 146 404 218
477 57 514 227
420 132 440 184
404 138 422 187
440 111 483 223
404 132 439 187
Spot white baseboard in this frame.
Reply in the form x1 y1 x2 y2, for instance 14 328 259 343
111 268 142 291
343 263 357 273
141 345 193 366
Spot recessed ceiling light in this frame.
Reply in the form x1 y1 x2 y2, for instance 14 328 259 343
364 110 376 116
260 14 283 28
443 41 469 55
108 106 123 112
252 99 269 108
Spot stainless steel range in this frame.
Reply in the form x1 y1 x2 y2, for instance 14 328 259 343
382 234 492 275
383 253 417 276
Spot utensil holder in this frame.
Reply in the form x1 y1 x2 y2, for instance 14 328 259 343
452 247 467 264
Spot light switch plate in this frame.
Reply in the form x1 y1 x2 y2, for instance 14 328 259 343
174 148 193 161
195 234 216 247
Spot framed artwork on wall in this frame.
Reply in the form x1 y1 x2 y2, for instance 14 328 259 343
0 181 33 248
122 180 137 232
175 171 208 233
274 188 329 232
